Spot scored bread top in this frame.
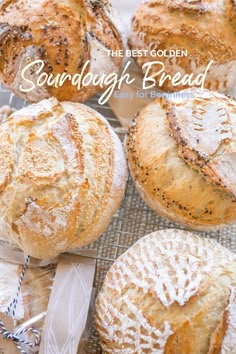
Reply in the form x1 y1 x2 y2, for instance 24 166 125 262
125 88 236 230
166 89 236 200
95 229 236 353
0 98 127 259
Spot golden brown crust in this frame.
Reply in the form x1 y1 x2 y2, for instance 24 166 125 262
208 306 227 354
125 88 236 231
0 0 124 102
95 229 236 353
0 98 127 259
129 0 236 96
166 90 236 199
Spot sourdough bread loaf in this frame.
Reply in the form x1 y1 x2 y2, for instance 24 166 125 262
0 0 124 102
129 0 236 96
125 88 236 231
0 98 127 259
95 229 236 353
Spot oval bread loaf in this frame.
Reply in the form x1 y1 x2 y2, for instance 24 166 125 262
0 98 127 259
95 229 236 354
129 0 236 96
0 0 124 102
125 88 236 231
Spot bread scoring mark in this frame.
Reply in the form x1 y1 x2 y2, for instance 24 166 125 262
167 0 226 13
86 32 118 78
0 23 34 73
102 1 126 49
167 90 236 199
86 0 124 58
0 0 19 11
17 133 65 186
167 0 207 14
70 112 115 238
0 135 14 192
144 0 225 14
15 198 73 243
0 22 33 50
11 45 50 102
221 288 236 354
168 101 232 158
51 112 84 180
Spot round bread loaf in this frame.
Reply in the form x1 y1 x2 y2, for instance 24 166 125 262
0 0 124 102
125 88 236 231
0 98 127 259
95 229 236 353
129 0 236 96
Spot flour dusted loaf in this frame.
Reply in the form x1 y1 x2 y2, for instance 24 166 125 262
0 98 127 259
125 88 236 231
95 229 236 353
0 0 124 102
129 0 236 96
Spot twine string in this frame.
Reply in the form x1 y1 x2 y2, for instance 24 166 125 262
0 255 41 353
0 320 40 354
6 255 30 318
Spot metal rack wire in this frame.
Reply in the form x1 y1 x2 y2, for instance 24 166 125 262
0 85 235 353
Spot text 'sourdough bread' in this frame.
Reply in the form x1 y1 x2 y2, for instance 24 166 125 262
125 88 236 231
129 0 236 96
0 98 127 259
0 0 124 102
95 229 236 354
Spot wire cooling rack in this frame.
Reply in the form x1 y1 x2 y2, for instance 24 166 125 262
0 84 236 353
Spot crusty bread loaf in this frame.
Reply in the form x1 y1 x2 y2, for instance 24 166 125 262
129 0 236 96
0 98 127 259
125 88 236 231
95 229 236 353
0 0 124 102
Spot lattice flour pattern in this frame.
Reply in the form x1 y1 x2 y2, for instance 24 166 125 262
95 229 236 353
97 295 173 354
